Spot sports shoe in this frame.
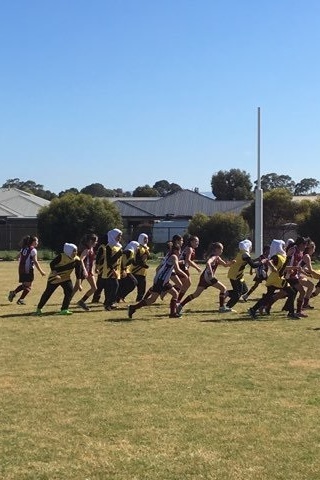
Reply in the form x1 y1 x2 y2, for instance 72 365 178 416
219 305 233 313
248 307 258 319
35 308 43 316
224 306 237 313
17 299 26 305
169 312 182 318
128 305 135 319
287 312 300 320
58 309 73 315
8 290 16 302
176 303 183 315
105 304 118 311
303 303 314 310
297 312 308 318
77 300 90 311
264 305 271 315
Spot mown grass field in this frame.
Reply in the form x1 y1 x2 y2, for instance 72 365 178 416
1 261 320 480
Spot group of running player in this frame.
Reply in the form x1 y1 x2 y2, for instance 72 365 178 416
7 230 320 319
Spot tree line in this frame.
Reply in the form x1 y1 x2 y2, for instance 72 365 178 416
1 178 183 200
2 171 320 201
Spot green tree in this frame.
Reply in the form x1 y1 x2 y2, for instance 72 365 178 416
113 188 132 197
59 188 80 197
2 178 56 200
211 169 253 200
294 178 320 196
242 188 296 230
189 212 249 258
80 183 111 197
37 194 123 252
153 180 182 197
298 198 320 248
132 185 160 197
258 173 296 193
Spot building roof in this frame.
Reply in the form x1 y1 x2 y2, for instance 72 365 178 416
110 189 252 218
0 188 50 218
292 195 319 203
0 187 253 221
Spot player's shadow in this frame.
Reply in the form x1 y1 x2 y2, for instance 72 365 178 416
0 310 90 319
105 317 134 323
0 311 60 319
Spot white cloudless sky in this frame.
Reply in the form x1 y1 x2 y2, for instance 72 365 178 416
1 0 320 194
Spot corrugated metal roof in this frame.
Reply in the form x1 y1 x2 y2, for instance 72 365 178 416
112 200 157 217
0 188 50 218
110 190 252 218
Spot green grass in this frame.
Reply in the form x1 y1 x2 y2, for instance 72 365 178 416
1 262 320 479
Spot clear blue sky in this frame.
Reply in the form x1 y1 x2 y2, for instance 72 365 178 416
1 0 320 194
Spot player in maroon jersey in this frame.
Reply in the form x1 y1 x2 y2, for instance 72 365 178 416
282 236 309 317
177 242 234 315
8 235 46 305
177 235 202 302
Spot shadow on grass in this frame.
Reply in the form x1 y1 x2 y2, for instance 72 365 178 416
200 317 254 323
105 317 134 323
0 310 90 319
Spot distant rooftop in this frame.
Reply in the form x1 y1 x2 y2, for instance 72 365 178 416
0 188 50 218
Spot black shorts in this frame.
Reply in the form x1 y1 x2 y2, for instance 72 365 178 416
198 275 218 289
19 272 34 283
287 278 299 288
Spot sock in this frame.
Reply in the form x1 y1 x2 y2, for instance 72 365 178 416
219 293 225 307
20 288 31 300
303 297 310 307
14 285 24 294
134 299 147 311
170 298 177 315
297 299 303 314
180 294 194 307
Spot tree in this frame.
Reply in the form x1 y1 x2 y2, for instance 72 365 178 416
2 178 56 200
189 212 249 258
258 173 296 193
132 185 160 197
294 178 320 196
37 193 123 252
2 178 21 189
211 169 253 200
298 198 320 249
242 188 296 230
153 180 182 197
113 188 132 197
80 183 111 197
59 188 80 197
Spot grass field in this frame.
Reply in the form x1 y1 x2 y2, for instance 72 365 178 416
1 261 320 480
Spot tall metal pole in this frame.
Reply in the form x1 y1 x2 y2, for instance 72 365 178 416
254 107 263 255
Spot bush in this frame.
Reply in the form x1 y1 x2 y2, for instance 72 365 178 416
0 251 17 261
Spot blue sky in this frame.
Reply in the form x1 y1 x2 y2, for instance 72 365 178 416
1 0 320 194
